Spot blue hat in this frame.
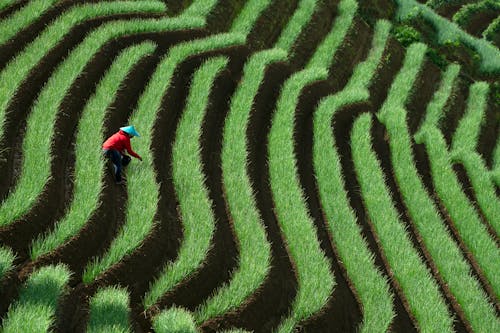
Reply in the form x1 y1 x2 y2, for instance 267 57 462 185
120 125 140 137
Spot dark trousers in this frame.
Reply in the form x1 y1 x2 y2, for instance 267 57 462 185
103 149 131 182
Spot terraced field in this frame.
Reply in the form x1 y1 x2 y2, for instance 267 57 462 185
0 0 498 332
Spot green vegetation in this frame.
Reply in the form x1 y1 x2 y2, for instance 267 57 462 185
425 0 466 9
140 0 270 307
402 73 500 297
0 0 16 11
29 42 156 259
143 57 228 308
152 307 197 333
452 0 500 27
450 82 500 235
351 113 453 332
0 1 167 146
0 15 204 230
1 264 70 333
269 0 360 329
313 19 395 333
379 59 499 332
483 15 500 41
0 246 15 279
396 0 500 73
196 0 318 324
87 287 131 333
0 0 59 45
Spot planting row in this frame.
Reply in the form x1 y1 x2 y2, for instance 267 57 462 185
0 0 499 331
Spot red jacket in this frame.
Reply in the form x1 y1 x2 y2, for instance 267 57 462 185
102 130 141 159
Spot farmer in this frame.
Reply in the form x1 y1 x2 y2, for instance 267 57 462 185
102 125 142 184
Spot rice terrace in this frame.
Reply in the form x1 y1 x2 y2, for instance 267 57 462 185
0 0 498 331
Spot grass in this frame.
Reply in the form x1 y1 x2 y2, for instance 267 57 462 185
450 82 500 235
313 19 395 333
0 15 204 230
152 307 197 333
1 264 70 333
396 0 500 73
0 0 17 11
414 74 500 299
0 14 205 231
483 15 500 41
83 35 245 284
0 0 59 45
268 1 359 330
0 246 15 279
0 1 167 146
143 57 228 308
29 42 156 260
414 125 500 298
140 0 269 306
87 287 131 333
351 113 453 332
194 0 318 324
379 59 500 332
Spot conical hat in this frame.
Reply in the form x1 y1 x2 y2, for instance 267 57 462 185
120 125 140 137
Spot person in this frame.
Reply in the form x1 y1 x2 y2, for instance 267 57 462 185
102 125 142 184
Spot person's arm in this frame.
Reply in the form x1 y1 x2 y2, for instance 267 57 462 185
124 138 142 160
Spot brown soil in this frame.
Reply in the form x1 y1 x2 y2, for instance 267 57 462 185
478 92 500 169
435 4 465 20
463 10 499 38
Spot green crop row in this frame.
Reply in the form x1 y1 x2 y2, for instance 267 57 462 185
0 0 16 11
450 81 500 235
414 79 500 299
0 1 171 226
396 0 500 73
351 112 453 332
0 13 205 232
483 15 500 41
373 42 456 330
268 1 359 330
313 19 394 333
1 264 70 332
195 0 317 322
140 0 270 311
153 307 197 333
0 1 167 147
197 0 318 324
83 30 247 285
30 42 156 260
425 0 467 9
143 57 229 309
379 58 499 332
0 0 59 45
87 286 131 333
0 245 15 279
415 126 500 297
